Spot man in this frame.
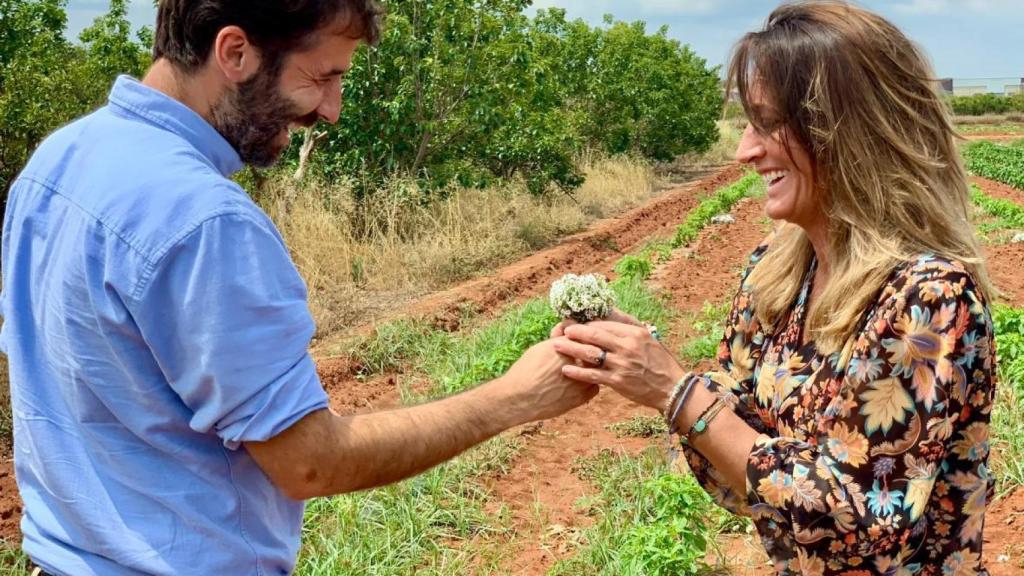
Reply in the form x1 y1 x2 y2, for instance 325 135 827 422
0 1 597 574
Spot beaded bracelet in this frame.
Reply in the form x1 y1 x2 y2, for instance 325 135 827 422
680 396 727 445
663 375 698 435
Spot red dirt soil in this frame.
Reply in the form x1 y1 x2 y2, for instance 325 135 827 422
484 196 770 574
973 176 1024 308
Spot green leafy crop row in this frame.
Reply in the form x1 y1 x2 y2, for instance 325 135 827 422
970 184 1024 231
615 172 763 281
994 305 1024 393
964 141 1024 190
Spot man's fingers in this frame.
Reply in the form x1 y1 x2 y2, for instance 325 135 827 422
562 364 615 386
563 323 623 351
552 338 606 366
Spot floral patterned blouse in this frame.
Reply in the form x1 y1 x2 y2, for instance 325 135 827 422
682 241 996 576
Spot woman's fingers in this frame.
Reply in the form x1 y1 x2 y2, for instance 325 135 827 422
552 338 607 366
562 323 623 351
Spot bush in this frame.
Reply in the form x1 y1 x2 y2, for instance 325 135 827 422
949 92 1024 116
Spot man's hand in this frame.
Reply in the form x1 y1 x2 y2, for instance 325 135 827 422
500 339 600 422
549 308 643 338
552 321 685 410
246 339 596 500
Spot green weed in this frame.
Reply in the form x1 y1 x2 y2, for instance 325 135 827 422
679 301 731 364
550 448 734 576
992 305 1024 492
606 416 668 439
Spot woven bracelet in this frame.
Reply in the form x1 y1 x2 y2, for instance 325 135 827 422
681 396 727 445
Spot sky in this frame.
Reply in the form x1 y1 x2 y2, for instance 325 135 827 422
64 0 1023 79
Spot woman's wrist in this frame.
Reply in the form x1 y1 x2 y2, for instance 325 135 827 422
671 383 717 436
650 364 688 410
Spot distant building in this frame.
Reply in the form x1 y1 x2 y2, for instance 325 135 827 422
938 77 1024 96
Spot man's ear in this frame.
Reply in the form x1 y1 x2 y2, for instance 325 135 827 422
212 25 262 83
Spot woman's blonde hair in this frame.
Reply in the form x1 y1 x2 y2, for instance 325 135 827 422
726 0 993 354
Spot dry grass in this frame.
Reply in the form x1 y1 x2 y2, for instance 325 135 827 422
258 156 662 338
954 113 1024 125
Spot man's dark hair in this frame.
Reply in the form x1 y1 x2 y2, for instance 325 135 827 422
153 0 384 73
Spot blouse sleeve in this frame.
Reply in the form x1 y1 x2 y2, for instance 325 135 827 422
681 239 772 515
742 260 995 572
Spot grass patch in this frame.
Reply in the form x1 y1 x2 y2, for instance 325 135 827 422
606 416 668 439
549 448 738 576
0 545 31 574
678 301 731 365
296 436 521 575
672 173 762 248
261 156 662 338
956 122 1024 135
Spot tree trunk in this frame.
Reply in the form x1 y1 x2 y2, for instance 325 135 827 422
293 127 326 183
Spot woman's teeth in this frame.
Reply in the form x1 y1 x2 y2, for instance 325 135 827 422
762 171 787 186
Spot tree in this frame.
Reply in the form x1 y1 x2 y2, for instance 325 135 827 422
0 0 150 208
295 1 722 199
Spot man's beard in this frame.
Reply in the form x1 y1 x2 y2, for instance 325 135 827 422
210 68 319 168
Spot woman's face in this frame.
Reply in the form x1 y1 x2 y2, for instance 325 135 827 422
734 89 822 229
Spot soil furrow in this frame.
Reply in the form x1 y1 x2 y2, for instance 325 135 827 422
482 196 769 575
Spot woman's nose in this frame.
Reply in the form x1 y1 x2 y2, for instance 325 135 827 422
735 123 766 165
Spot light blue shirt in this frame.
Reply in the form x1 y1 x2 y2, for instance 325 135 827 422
1 76 330 575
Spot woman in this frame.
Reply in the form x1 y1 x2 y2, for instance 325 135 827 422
554 2 997 574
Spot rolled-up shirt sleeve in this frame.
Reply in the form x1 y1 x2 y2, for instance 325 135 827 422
128 209 329 449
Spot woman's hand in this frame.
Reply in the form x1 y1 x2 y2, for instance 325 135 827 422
552 321 685 410
549 308 644 338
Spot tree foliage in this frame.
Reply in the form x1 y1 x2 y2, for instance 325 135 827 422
0 0 150 200
1 0 723 206
948 92 1024 116
299 3 723 197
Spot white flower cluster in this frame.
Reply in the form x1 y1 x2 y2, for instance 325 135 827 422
549 273 616 323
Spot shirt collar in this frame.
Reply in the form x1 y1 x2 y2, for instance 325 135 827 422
107 75 244 177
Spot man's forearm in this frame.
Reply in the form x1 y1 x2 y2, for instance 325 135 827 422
280 377 531 498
